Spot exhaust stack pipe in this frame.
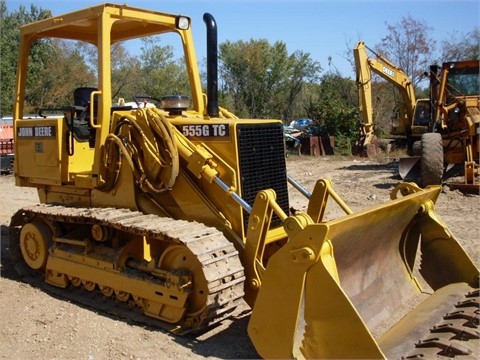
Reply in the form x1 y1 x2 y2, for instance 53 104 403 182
203 13 219 117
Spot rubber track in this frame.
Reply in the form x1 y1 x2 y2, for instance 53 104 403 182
9 204 246 334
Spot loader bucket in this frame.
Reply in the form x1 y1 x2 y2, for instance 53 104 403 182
248 184 478 359
399 155 421 180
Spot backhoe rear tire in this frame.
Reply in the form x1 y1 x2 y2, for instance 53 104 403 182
420 133 444 187
411 140 421 156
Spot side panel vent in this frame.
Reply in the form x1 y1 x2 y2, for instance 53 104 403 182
237 123 289 230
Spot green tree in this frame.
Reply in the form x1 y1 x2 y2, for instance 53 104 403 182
278 50 321 121
307 72 360 154
0 1 52 115
110 42 141 101
137 36 190 100
219 39 321 120
38 40 96 107
74 40 143 103
219 39 281 118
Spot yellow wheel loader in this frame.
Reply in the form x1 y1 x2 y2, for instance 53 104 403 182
9 4 479 359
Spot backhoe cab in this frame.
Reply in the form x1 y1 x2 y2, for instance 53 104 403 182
10 4 479 359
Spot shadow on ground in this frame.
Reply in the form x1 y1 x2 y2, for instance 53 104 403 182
0 224 259 359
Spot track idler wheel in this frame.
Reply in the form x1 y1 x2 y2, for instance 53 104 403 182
19 220 52 270
158 245 207 318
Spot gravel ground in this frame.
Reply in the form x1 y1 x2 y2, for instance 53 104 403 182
1 155 478 359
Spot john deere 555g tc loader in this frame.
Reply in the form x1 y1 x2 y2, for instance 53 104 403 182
9 4 479 359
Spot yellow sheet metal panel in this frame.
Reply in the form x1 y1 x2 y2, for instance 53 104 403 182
15 117 95 186
16 118 65 184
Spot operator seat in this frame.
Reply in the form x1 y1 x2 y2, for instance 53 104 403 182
71 87 97 145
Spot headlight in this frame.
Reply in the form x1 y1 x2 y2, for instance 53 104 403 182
176 16 190 30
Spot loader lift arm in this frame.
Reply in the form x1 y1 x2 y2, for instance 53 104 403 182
247 180 479 359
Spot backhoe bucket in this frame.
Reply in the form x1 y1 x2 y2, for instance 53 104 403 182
399 155 421 180
248 184 478 359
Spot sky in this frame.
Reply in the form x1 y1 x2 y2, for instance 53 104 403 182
5 0 480 79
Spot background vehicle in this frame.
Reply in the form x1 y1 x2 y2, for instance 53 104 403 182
0 119 14 173
353 41 429 156
415 60 480 189
354 42 480 189
9 4 479 359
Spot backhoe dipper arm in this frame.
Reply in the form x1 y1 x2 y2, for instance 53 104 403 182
354 42 375 140
354 42 417 129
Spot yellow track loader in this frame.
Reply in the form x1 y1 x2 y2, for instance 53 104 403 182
9 4 479 359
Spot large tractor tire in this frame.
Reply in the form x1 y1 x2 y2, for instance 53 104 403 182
420 133 444 186
411 140 421 156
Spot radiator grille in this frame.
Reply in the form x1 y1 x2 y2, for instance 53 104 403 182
237 123 289 230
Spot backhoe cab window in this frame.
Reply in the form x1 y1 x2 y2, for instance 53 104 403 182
413 101 431 126
447 66 480 96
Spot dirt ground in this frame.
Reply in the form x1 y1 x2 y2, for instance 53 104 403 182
0 155 478 359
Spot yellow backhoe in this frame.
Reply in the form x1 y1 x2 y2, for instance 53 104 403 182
9 4 479 359
353 41 430 157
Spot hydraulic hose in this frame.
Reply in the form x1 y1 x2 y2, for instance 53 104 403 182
100 108 179 193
